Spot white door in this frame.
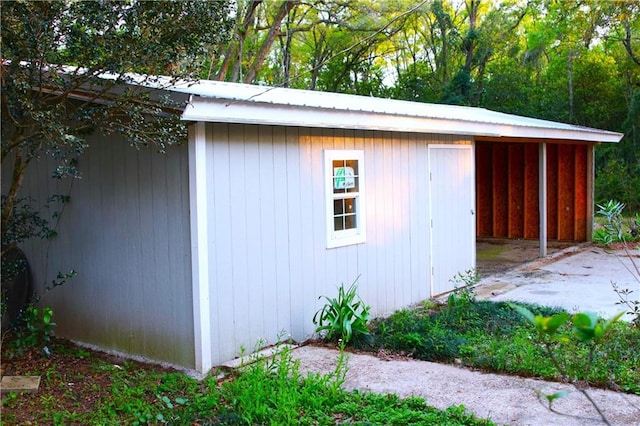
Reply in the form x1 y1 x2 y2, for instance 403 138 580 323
428 145 476 296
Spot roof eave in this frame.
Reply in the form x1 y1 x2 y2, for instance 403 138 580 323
181 97 623 143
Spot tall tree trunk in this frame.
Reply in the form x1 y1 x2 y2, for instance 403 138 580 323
432 1 450 85
308 31 328 91
215 0 262 81
1 150 29 254
568 46 574 123
281 7 297 88
622 19 640 66
243 0 299 84
464 0 480 71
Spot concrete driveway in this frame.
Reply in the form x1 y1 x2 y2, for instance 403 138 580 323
475 244 640 322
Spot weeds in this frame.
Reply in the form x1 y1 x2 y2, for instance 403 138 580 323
313 277 373 346
611 282 640 327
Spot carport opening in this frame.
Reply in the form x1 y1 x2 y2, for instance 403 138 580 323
474 139 594 277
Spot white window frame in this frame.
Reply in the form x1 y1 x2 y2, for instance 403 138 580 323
324 149 366 248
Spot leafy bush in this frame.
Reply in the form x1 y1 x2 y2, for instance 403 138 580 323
313 278 372 346
509 303 625 421
594 200 638 244
4 305 56 358
371 300 639 394
374 300 561 361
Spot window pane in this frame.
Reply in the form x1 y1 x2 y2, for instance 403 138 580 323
334 216 344 231
345 159 358 175
344 197 356 214
346 159 359 192
333 161 357 193
346 176 359 193
344 214 357 229
334 199 343 215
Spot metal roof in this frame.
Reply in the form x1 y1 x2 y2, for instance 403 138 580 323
27 64 622 143
164 77 623 143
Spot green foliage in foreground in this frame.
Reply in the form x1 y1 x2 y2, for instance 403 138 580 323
372 298 640 395
313 278 373 346
1 343 491 425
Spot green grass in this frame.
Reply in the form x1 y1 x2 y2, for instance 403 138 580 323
370 296 640 395
1 342 492 425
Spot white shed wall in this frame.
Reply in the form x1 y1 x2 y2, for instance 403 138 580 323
201 123 472 364
11 133 195 367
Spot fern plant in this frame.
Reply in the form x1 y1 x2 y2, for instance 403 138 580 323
313 278 372 346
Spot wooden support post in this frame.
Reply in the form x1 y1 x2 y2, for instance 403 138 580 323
539 142 548 257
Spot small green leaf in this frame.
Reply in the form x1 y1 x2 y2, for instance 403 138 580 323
572 312 601 342
603 311 625 331
543 313 570 334
509 303 535 324
573 312 597 328
545 390 570 404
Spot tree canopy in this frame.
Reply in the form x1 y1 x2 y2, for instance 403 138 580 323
2 0 639 253
1 0 233 250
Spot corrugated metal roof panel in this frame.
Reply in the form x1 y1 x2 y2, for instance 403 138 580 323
166 79 622 143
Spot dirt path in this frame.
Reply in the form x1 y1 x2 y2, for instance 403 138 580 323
291 345 640 426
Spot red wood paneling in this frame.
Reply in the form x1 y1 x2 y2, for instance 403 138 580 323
492 144 508 237
476 143 493 237
574 145 588 240
523 144 539 239
508 144 525 238
557 144 575 240
475 141 589 242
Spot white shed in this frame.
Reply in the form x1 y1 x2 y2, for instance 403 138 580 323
12 79 622 372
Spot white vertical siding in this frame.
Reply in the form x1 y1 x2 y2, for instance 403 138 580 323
13 133 194 367
284 127 304 339
203 123 473 364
